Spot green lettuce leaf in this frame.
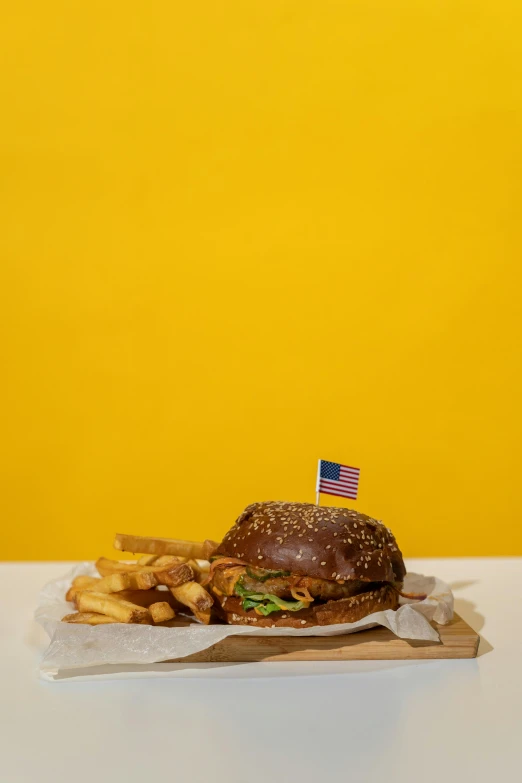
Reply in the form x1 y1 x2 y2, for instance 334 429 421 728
245 567 291 582
234 580 309 615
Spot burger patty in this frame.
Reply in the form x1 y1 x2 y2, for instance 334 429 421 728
241 573 369 600
210 564 380 601
213 584 400 628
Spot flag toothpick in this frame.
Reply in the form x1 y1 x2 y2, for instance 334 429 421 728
316 459 360 503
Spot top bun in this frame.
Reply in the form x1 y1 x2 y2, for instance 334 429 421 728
217 501 406 584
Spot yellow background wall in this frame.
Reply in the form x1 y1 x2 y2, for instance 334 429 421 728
2 1 521 560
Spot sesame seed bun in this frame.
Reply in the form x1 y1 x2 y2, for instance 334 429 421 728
216 501 406 584
213 584 399 628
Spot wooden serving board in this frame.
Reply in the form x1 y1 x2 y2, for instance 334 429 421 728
170 613 479 662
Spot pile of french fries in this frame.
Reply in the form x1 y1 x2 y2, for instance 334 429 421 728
62 533 218 626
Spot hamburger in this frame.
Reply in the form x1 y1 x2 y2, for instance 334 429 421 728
206 501 408 628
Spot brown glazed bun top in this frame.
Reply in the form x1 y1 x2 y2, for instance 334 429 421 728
216 501 406 584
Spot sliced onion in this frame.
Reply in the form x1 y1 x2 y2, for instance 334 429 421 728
290 586 313 603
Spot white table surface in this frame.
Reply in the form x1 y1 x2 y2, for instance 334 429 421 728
1 558 520 782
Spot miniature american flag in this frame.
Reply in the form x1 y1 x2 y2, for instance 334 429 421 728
316 459 360 501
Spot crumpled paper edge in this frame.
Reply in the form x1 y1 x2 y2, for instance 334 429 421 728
35 563 454 674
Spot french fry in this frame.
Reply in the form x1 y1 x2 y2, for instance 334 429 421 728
114 533 206 560
89 573 130 593
155 562 194 589
62 612 117 625
152 555 185 567
66 575 101 601
65 586 80 603
186 559 210 583
170 581 213 625
72 575 101 589
125 571 159 590
96 571 159 592
95 558 150 576
68 571 158 602
95 557 186 577
138 554 159 566
149 602 175 623
202 540 219 560
76 591 151 623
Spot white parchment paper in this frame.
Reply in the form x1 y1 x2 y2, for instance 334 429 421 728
35 562 453 676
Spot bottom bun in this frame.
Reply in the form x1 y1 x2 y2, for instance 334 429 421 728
213 584 398 628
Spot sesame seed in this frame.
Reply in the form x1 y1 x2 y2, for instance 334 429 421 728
308 538 313 542
321 561 326 566
312 556 317 561
258 555 263 560
333 532 338 537
331 572 337 578
301 620 306 625
296 554 302 559
281 614 287 618
365 563 368 569
354 522 358 528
